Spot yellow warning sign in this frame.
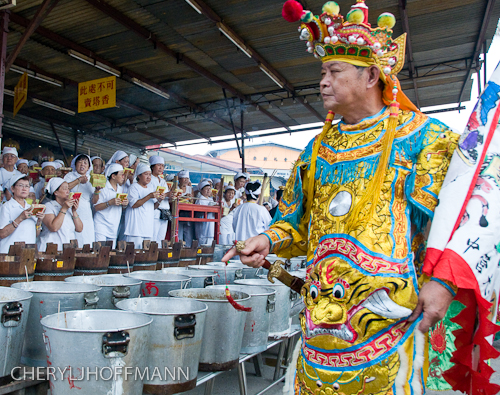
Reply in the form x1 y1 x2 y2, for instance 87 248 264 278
13 72 28 117
78 76 116 113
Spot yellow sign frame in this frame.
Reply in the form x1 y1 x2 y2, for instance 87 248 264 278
13 72 28 117
78 76 116 113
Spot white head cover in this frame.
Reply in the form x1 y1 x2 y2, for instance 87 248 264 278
178 170 189 179
90 156 102 162
234 172 246 181
263 202 271 208
71 154 93 176
129 154 138 166
3 147 18 157
245 180 262 200
201 178 212 183
105 163 123 178
29 185 35 193
16 159 29 167
224 185 236 193
110 150 128 163
166 173 175 181
53 162 62 170
7 173 28 191
41 161 56 170
149 156 164 166
28 160 38 167
136 163 150 177
198 180 211 190
45 177 65 195
243 172 250 180
54 159 65 166
212 178 221 185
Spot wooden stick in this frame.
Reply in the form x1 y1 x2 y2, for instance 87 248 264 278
25 265 29 283
257 173 268 205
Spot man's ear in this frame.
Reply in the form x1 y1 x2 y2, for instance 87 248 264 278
366 65 381 89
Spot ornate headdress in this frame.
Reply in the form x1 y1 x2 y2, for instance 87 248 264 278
283 0 419 231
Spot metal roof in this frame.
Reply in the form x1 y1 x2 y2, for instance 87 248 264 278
1 0 499 156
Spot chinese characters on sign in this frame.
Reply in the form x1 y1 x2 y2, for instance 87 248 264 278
13 72 28 117
78 76 116 113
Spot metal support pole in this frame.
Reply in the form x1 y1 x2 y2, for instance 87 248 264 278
237 361 248 395
483 41 487 87
50 122 68 165
0 11 9 147
241 105 245 172
73 129 78 155
477 68 482 96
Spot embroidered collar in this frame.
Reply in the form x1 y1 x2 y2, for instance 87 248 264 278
338 106 389 134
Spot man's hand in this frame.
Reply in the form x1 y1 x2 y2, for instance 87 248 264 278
408 280 454 332
222 235 271 268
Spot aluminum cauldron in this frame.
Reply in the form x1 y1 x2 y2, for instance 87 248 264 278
188 264 243 284
125 271 190 297
65 274 141 309
169 288 249 371
116 297 207 394
0 286 32 379
11 281 100 366
41 309 151 395
161 267 215 288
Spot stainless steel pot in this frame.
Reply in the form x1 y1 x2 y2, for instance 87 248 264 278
234 279 291 335
64 274 141 309
161 268 215 288
11 281 100 366
116 297 207 394
0 286 32 379
41 309 152 395
169 288 249 371
125 272 190 297
208 285 275 353
188 264 244 284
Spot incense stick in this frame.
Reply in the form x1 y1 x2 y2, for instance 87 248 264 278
126 261 131 274
24 266 29 283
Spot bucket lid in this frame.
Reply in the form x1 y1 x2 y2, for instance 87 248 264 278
116 297 208 316
0 285 33 303
208 284 276 297
169 288 250 303
12 281 101 294
41 309 152 332
64 274 142 287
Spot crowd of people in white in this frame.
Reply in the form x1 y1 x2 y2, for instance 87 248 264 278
0 147 276 253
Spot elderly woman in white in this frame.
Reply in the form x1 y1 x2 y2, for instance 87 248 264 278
94 164 128 248
34 162 57 201
0 147 22 199
124 163 162 249
194 180 217 245
38 178 83 252
91 156 105 175
220 185 237 245
64 154 98 247
149 155 170 245
0 174 45 253
15 159 29 175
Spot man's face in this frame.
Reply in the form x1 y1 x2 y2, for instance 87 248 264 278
235 177 246 189
320 61 368 115
3 154 17 167
92 159 103 174
17 163 28 175
43 166 56 176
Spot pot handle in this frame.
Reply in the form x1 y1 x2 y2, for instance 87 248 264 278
112 286 131 305
174 314 196 340
1 302 23 327
203 276 214 288
182 279 191 289
84 291 99 309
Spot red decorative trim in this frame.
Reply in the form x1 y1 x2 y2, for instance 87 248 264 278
426 248 500 395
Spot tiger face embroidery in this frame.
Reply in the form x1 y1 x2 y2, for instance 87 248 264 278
301 258 418 348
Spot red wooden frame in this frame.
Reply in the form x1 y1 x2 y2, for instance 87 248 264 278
173 201 221 243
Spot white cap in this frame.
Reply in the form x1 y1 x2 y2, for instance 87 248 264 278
16 159 29 167
54 159 65 166
28 160 38 167
198 180 211 190
263 202 271 208
166 174 175 181
136 163 150 176
105 163 123 178
110 150 128 163
201 178 212 183
29 186 35 193
3 147 18 157
245 180 262 200
129 154 138 165
178 170 189 179
149 156 165 166
45 177 65 195
7 173 28 191
90 156 102 163
41 162 56 169
234 172 246 181
212 178 221 185
224 185 236 192
53 162 62 170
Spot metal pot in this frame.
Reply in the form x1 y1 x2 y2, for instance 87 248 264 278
161 268 215 288
11 281 100 366
125 272 190 297
188 264 243 284
0 286 32 379
41 309 152 395
235 279 291 335
169 288 249 371
64 274 141 309
209 285 275 353
116 297 208 394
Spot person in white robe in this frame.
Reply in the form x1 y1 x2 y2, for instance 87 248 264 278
34 162 57 201
220 185 237 245
195 180 216 245
149 156 170 246
94 164 128 248
63 154 97 247
38 178 83 252
124 163 161 249
106 151 130 241
232 180 272 241
0 147 22 200
177 170 194 247
0 174 45 253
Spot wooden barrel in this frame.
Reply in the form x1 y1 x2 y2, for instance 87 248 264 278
73 243 111 276
0 244 36 286
156 241 182 270
34 243 76 281
196 240 216 265
108 241 136 274
133 241 158 271
178 240 199 267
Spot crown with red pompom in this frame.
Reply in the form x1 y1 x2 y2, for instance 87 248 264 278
282 0 406 81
